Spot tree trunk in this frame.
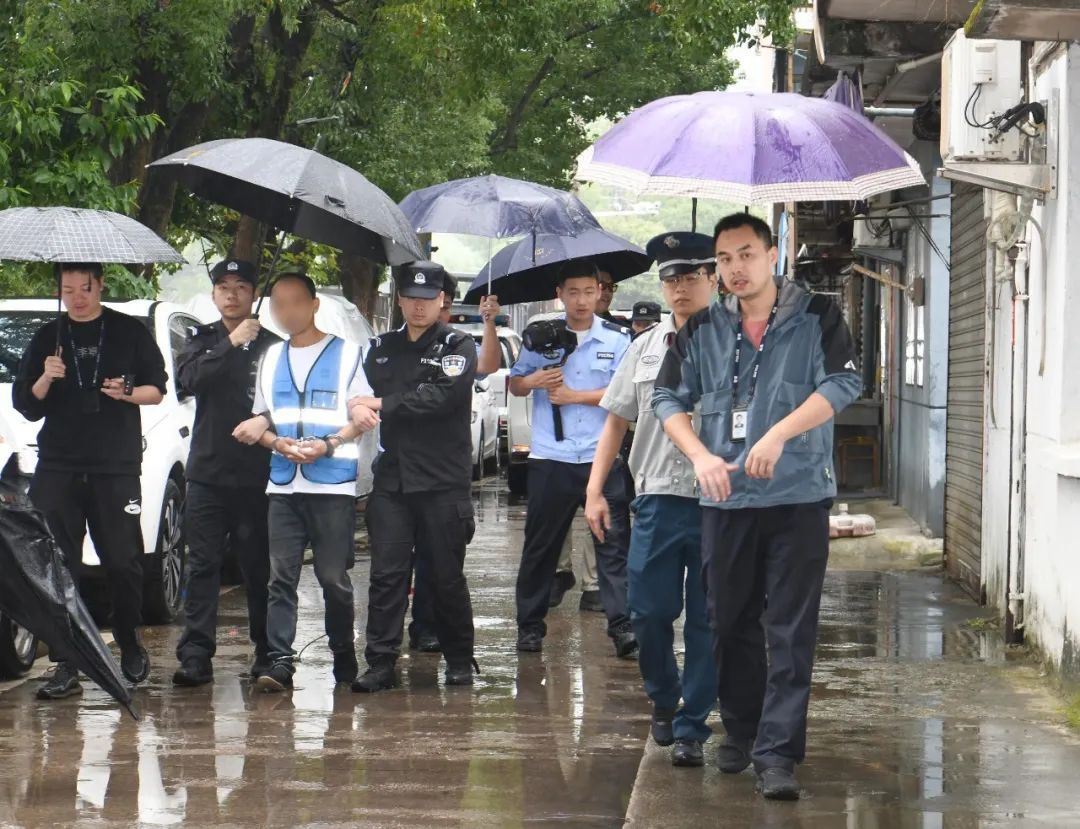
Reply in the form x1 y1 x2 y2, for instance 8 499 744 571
233 3 319 269
338 252 383 322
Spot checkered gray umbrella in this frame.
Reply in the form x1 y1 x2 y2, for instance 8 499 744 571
0 207 185 264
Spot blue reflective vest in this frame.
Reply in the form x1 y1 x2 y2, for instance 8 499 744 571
264 336 360 486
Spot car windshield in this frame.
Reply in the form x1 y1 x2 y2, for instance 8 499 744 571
0 310 150 384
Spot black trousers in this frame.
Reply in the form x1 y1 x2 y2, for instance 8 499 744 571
176 481 270 664
515 458 630 637
700 501 831 772
29 470 144 646
365 487 475 668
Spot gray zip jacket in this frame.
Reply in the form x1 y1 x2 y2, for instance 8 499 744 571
652 280 861 509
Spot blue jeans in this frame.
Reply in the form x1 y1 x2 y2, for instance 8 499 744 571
265 494 357 671
627 494 716 743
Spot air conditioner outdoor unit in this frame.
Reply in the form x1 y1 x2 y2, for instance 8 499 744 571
852 217 891 250
941 29 1023 162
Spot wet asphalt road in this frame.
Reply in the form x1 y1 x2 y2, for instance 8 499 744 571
1 474 1080 828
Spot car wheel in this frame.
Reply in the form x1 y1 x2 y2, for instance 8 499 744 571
472 427 485 481
507 462 528 496
142 478 186 625
0 614 39 679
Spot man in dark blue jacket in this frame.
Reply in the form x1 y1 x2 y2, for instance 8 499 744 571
654 214 861 801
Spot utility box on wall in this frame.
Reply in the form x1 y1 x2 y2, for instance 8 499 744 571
941 30 1023 162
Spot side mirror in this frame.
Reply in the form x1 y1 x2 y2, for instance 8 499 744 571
474 378 490 393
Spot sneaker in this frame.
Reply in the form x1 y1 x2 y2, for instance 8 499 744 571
172 657 213 687
672 738 704 767
516 629 543 653
578 590 604 613
119 637 150 685
756 767 801 801
611 622 639 659
445 658 480 687
36 663 82 700
255 662 294 693
351 663 399 693
548 571 576 608
716 735 754 774
333 650 359 685
650 707 675 746
248 654 272 679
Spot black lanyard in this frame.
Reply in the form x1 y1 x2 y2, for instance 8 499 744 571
67 317 106 391
732 299 778 404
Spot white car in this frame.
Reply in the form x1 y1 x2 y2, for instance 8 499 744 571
0 298 210 675
448 308 523 448
471 376 499 480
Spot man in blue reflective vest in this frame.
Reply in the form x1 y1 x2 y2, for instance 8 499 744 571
233 272 378 693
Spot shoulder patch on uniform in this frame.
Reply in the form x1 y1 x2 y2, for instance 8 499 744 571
601 319 630 336
440 354 466 377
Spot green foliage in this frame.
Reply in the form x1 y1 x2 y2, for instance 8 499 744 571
1 0 796 300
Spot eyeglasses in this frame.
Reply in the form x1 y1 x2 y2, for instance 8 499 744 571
660 268 714 287
599 282 618 293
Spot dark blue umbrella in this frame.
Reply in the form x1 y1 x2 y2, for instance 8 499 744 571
462 227 650 305
399 174 599 239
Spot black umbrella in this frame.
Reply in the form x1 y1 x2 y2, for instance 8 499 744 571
0 206 186 348
462 227 651 305
0 464 135 718
148 137 424 271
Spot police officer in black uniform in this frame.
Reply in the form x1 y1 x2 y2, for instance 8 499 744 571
172 258 280 686
349 260 478 692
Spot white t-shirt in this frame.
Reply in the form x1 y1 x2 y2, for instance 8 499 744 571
253 335 372 496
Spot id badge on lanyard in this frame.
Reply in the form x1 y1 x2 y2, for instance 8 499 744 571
729 300 778 444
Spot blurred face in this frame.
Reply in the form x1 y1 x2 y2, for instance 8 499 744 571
556 275 599 327
661 266 719 322
213 276 255 322
60 270 103 321
596 270 616 313
439 293 453 324
269 277 319 337
714 225 778 302
399 292 443 330
632 319 653 334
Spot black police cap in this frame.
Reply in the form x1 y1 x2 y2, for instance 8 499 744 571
631 301 662 323
210 258 258 286
396 260 448 299
646 232 716 279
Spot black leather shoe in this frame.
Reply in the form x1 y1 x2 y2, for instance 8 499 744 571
756 767 801 801
172 658 213 687
611 623 639 659
650 707 675 746
548 571 576 608
119 640 150 685
333 650 359 685
445 659 480 686
672 738 704 767
517 629 543 652
578 590 604 613
716 735 754 774
351 663 399 693
408 630 442 653
37 663 82 700
256 662 294 693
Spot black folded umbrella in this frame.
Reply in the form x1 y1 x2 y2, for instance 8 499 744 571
0 467 135 718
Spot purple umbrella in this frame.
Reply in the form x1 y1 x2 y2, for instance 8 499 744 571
823 70 864 113
575 91 924 203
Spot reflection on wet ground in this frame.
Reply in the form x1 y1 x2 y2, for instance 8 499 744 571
1 478 1080 827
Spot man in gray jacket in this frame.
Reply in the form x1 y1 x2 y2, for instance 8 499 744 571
653 213 860 801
